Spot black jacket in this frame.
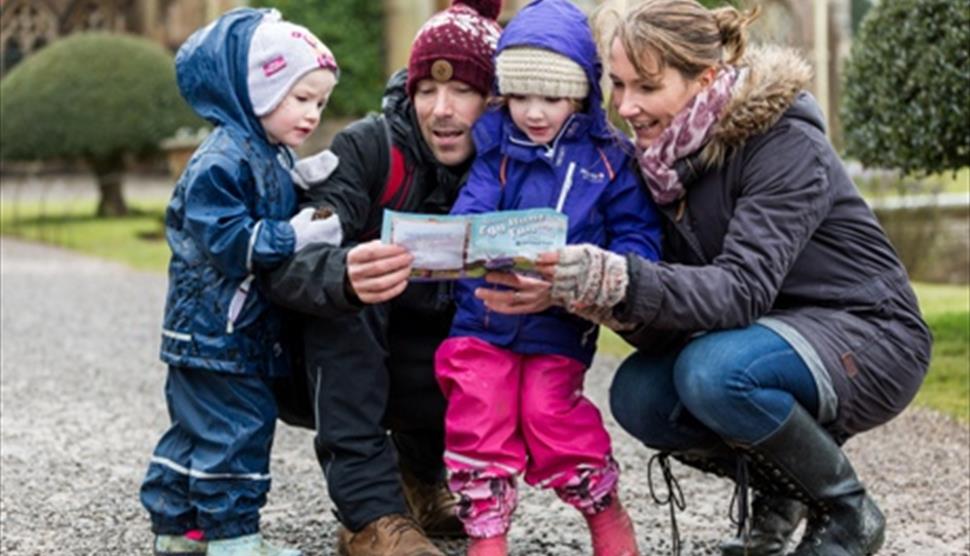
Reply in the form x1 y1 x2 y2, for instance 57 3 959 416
265 70 470 366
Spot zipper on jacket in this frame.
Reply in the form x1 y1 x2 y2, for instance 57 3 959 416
555 162 577 213
226 274 255 334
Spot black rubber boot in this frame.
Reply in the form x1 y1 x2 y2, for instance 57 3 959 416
740 404 885 556
719 493 806 556
670 443 737 480
671 443 805 556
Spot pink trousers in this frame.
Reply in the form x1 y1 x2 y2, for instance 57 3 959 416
435 336 619 538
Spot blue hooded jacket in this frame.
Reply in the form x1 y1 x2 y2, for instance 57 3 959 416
449 0 663 365
159 8 299 376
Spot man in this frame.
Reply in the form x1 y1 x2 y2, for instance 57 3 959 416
265 1 502 554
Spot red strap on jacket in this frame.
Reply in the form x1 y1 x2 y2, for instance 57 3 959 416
380 146 407 208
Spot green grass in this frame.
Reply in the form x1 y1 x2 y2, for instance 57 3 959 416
912 282 970 315
915 311 970 421
0 199 170 271
1 199 967 421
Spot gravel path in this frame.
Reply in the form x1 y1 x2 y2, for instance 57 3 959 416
1 238 968 555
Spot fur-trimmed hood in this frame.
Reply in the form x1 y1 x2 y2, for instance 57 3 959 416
700 45 815 166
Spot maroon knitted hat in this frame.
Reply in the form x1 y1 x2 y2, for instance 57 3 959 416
406 0 503 97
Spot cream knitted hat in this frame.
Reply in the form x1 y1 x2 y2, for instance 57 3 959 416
495 47 588 99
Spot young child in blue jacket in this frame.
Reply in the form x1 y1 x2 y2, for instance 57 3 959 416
139 8 341 556
433 1 661 554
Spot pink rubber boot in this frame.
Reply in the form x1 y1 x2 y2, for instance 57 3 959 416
585 497 640 556
467 535 508 556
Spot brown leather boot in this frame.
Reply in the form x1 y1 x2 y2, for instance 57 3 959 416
335 514 444 556
400 467 466 539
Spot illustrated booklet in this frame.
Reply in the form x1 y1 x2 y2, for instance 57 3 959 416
380 208 568 280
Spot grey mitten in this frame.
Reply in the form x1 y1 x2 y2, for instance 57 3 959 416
551 244 629 310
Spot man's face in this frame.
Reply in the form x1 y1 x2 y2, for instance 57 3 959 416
412 79 487 167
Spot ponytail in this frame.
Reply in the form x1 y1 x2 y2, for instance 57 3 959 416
713 5 761 65
609 0 760 80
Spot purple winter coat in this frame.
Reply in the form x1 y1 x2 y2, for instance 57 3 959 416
449 0 662 365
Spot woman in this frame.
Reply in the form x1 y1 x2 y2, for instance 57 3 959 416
474 1 932 554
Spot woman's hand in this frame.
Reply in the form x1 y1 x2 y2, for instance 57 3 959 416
537 244 630 310
537 246 636 330
474 271 553 314
346 240 413 304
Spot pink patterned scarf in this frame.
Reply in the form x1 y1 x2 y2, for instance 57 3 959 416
638 66 739 206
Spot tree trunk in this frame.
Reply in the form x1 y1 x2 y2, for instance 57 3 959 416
90 155 128 217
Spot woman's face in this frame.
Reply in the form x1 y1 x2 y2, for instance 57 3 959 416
608 38 710 150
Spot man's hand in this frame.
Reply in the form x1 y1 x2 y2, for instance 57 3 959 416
346 240 413 304
475 272 553 315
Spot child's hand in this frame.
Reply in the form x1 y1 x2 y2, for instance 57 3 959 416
290 207 343 252
475 272 552 314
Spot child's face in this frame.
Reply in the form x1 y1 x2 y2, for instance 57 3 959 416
507 94 578 145
260 69 336 148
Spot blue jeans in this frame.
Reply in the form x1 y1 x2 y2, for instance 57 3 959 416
609 324 819 449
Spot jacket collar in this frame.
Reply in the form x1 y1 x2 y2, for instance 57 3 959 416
697 45 814 168
501 112 594 163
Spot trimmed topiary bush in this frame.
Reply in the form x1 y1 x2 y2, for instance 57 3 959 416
0 32 201 216
842 0 970 175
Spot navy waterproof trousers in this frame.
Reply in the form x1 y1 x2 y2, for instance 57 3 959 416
140 366 277 540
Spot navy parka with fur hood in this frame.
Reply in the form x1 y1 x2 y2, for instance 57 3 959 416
160 8 299 377
449 0 663 365
617 47 932 440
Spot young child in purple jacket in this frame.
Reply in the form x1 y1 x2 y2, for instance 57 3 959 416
433 1 661 554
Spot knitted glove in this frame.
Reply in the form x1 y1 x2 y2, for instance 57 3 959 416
289 206 343 253
551 244 630 311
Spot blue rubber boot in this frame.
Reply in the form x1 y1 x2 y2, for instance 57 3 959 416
205 534 301 556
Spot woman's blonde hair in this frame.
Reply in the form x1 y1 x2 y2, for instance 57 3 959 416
603 0 760 80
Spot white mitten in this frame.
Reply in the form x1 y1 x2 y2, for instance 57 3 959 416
551 244 629 311
291 149 339 189
289 207 343 253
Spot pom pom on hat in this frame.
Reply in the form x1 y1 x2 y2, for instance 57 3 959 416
453 0 502 20
406 0 503 97
247 10 339 116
